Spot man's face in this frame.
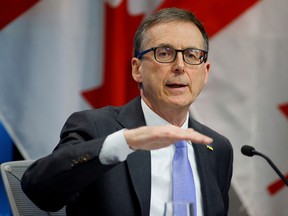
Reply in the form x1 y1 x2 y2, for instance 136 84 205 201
132 21 210 113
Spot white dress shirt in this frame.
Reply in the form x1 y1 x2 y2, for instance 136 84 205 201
99 99 203 216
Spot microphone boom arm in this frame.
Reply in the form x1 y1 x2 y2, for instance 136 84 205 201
252 150 288 187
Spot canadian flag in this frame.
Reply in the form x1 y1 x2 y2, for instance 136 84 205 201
0 0 287 215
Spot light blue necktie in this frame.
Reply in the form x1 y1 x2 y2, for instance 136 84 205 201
172 140 197 216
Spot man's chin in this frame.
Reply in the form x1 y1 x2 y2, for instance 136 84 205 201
166 97 192 109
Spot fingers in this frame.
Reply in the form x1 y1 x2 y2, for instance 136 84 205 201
186 128 213 145
124 125 213 151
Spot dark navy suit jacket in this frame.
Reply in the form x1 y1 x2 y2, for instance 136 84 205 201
21 96 233 216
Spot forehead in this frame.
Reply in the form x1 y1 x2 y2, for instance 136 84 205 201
143 21 204 49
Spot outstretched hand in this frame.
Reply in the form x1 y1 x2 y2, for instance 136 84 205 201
124 125 213 151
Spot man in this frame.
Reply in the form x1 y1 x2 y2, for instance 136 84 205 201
21 7 233 216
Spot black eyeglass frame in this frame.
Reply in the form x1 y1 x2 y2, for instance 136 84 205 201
136 47 208 65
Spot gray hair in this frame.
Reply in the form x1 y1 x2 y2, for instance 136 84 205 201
133 7 209 57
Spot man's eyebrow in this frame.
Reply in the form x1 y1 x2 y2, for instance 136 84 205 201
155 43 173 48
156 43 201 50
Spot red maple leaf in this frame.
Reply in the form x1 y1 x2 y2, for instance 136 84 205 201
81 0 143 108
267 173 288 195
278 103 288 119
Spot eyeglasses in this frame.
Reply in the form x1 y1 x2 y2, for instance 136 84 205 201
136 47 208 65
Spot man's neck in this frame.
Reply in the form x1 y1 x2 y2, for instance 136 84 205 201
141 98 189 127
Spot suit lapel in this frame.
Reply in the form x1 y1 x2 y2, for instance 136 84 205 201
193 144 217 216
127 151 151 216
117 97 151 216
117 96 146 129
189 118 223 216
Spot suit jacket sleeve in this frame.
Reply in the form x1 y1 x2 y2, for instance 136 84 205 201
21 109 122 211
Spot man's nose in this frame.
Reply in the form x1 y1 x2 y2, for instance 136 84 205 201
172 52 185 73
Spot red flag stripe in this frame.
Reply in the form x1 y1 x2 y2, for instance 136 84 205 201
0 0 40 30
157 0 259 37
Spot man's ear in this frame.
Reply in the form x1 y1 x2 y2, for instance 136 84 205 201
204 62 211 85
131 57 142 83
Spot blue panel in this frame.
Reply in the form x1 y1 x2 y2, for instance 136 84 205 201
0 122 13 216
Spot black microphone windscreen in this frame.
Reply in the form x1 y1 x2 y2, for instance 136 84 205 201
241 145 255 157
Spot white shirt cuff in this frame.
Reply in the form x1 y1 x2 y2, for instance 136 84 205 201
99 129 135 165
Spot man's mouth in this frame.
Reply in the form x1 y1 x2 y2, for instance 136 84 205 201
166 84 186 88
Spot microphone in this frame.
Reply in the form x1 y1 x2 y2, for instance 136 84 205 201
241 145 288 187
